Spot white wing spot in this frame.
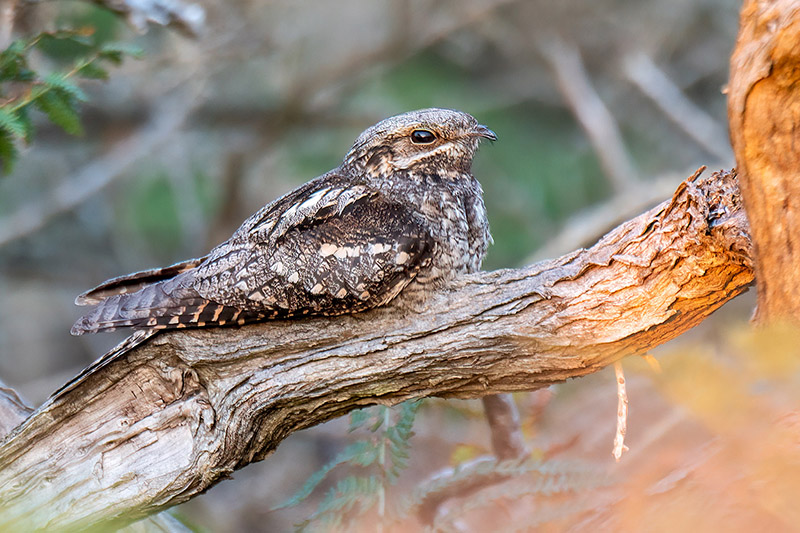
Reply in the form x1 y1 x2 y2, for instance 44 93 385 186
233 280 249 292
282 203 298 219
319 243 338 257
359 290 370 300
298 187 330 211
370 243 391 254
287 272 300 283
335 246 361 259
250 291 265 301
395 252 410 265
271 261 286 275
311 283 324 294
336 288 348 298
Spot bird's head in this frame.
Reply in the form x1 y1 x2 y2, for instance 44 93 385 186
343 108 496 177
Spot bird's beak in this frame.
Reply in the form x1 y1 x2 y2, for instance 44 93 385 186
472 124 497 141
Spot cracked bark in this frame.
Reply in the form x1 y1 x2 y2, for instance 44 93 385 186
0 168 752 531
728 0 800 323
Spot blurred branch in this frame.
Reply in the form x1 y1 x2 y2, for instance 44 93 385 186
289 0 519 110
414 456 516 526
0 0 15 50
482 394 528 460
91 0 205 37
0 169 753 531
528 171 683 262
0 85 204 249
0 378 32 440
537 34 638 192
622 51 733 163
415 393 531 525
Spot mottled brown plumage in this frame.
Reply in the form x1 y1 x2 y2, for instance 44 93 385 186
71 108 495 336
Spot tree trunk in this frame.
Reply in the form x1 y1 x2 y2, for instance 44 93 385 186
728 0 800 323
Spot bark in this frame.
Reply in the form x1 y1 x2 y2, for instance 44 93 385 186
0 169 752 532
728 0 800 323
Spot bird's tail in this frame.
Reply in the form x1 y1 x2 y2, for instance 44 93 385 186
72 275 259 335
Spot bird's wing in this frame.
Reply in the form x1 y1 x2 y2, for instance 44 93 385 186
71 177 433 334
74 256 208 305
191 180 435 316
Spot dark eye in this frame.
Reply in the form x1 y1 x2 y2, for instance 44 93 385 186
410 129 436 144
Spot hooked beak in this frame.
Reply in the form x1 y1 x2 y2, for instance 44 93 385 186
472 124 497 141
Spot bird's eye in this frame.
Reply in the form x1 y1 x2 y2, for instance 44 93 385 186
410 129 436 144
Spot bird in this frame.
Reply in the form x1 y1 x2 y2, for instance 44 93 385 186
71 108 495 341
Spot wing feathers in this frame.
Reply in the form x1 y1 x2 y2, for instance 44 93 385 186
73 177 433 336
75 256 208 305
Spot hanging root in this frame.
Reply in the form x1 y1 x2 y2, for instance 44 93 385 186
612 360 629 462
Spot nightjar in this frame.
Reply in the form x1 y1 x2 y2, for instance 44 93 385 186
71 108 495 336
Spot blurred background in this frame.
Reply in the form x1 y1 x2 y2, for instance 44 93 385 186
5 1 798 532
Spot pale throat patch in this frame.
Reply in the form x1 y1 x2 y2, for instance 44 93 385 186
391 142 462 171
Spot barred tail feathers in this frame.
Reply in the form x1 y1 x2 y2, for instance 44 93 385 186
70 279 252 335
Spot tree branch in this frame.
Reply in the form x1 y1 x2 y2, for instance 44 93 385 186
0 168 752 531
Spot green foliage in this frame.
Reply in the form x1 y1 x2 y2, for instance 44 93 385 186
0 29 142 174
278 400 423 532
295 476 382 532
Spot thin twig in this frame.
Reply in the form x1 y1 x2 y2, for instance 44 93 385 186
622 51 733 163
528 171 683 262
537 34 638 192
612 361 629 462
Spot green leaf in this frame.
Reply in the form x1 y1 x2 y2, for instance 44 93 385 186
0 107 27 139
35 90 83 136
348 408 369 432
0 40 32 82
16 106 33 143
0 129 18 174
76 60 109 80
44 72 88 101
295 475 381 532
369 406 387 432
274 441 379 510
99 42 144 64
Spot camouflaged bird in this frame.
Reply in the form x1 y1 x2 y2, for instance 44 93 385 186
71 108 495 337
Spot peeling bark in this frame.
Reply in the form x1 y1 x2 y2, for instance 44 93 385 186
0 169 752 532
728 0 800 323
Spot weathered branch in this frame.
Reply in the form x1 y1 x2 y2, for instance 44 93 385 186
728 0 800 322
0 168 752 531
